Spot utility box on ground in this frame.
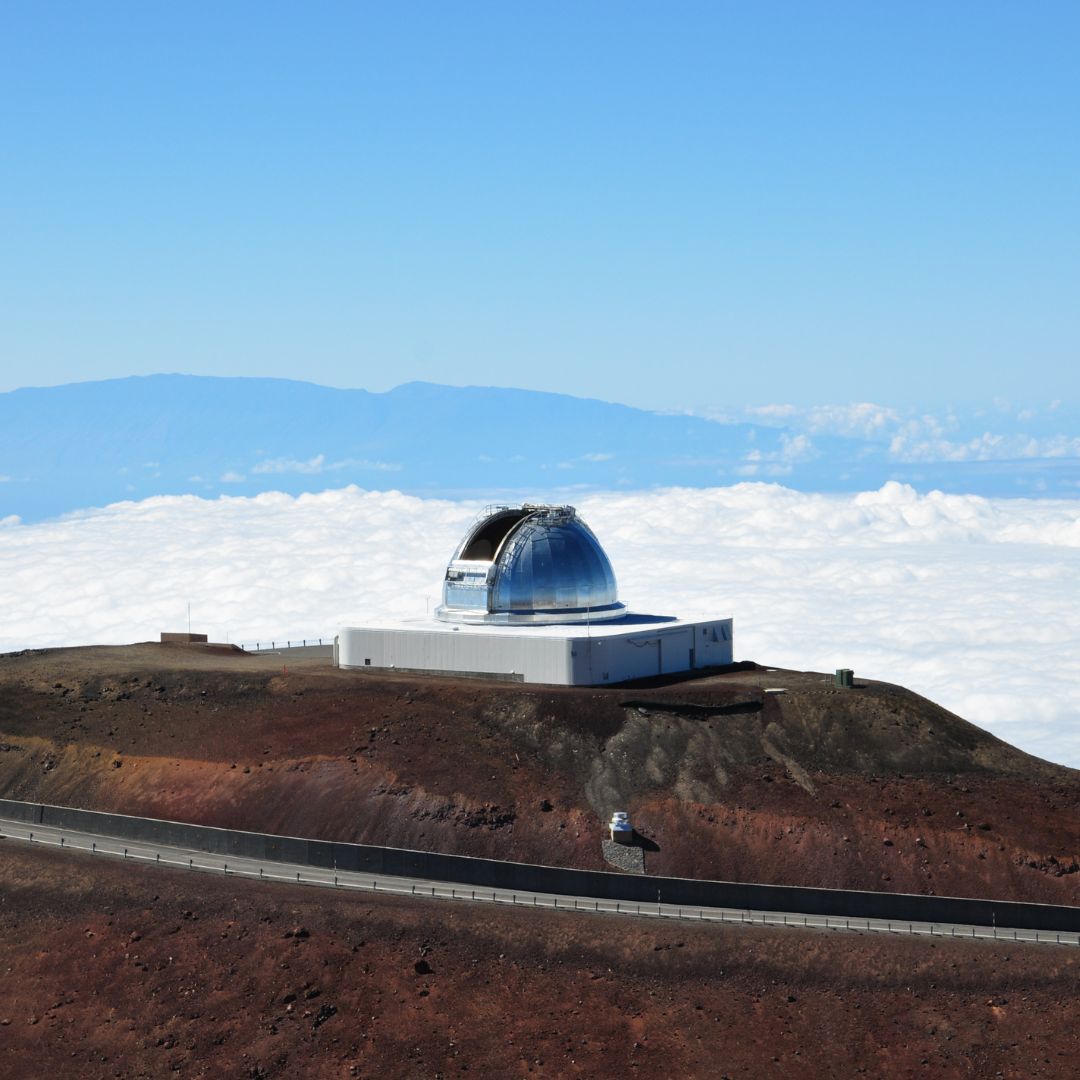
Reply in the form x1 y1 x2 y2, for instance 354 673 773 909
609 811 633 843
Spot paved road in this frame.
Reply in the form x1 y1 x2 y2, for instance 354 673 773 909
1 816 1076 948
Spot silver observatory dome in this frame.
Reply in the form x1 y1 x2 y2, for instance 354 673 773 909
435 504 626 625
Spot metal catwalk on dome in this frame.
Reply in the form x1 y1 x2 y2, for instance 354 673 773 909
435 504 627 625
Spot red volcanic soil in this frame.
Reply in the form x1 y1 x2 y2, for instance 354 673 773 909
3 842 1080 1080
0 644 1079 906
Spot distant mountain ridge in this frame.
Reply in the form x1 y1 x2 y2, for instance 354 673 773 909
1 375 1077 522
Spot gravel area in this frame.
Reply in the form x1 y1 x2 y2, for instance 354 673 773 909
602 837 646 873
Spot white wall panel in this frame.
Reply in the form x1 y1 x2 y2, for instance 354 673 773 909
338 618 732 686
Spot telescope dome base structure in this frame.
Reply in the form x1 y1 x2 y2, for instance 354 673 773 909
434 603 627 626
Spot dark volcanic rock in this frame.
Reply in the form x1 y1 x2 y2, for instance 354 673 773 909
0 643 1078 905
3 843 1080 1079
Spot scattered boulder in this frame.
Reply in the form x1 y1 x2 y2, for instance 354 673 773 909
311 1003 337 1030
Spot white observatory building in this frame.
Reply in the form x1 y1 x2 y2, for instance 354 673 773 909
335 503 732 686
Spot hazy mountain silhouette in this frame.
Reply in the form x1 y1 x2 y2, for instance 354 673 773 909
1 375 1076 521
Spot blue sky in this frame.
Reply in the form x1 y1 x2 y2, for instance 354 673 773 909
2 2 1077 412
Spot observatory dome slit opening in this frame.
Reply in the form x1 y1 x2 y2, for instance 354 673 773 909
460 509 530 561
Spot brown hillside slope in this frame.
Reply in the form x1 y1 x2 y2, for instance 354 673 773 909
2 843 1080 1079
0 644 1078 905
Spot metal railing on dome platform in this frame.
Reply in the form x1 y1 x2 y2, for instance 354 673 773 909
238 637 331 653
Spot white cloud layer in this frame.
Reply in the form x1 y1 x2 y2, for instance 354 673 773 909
889 430 1080 462
1 483 1079 768
696 400 1080 467
742 401 905 439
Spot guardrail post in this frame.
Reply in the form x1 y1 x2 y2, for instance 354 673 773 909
124 848 127 858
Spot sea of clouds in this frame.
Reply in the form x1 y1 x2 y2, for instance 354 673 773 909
2 482 1079 767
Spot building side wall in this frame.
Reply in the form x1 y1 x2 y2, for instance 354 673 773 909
339 619 733 687
567 619 734 684
338 627 572 684
692 618 734 669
